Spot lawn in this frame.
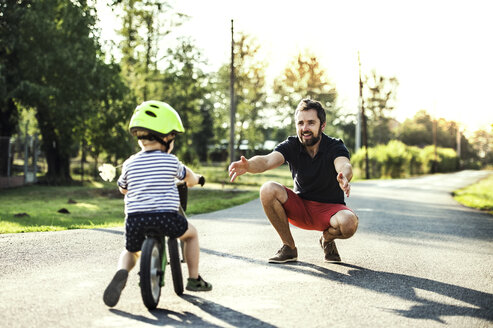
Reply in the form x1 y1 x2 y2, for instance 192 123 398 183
3 164 490 234
0 164 295 234
453 172 493 214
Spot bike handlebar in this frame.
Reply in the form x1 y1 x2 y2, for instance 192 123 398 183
198 175 205 187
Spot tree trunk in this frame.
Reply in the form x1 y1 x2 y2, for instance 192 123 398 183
0 136 10 176
36 107 73 185
0 98 19 176
43 143 72 185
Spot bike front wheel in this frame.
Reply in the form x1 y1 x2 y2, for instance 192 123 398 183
140 237 163 310
168 237 184 295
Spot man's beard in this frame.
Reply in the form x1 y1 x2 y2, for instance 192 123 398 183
299 126 322 147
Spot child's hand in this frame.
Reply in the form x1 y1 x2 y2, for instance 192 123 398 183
99 164 116 182
198 175 205 187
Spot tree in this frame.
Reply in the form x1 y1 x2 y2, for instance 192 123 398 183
159 38 212 163
0 0 31 175
397 110 434 147
14 0 124 184
215 33 269 157
83 59 135 171
363 70 399 146
469 128 492 167
272 50 338 137
114 0 187 102
396 110 478 168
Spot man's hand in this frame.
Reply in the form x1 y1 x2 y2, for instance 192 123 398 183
337 172 351 197
228 156 249 182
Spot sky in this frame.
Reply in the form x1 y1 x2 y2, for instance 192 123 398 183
96 0 493 134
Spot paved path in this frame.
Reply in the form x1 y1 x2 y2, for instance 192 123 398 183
1 170 492 327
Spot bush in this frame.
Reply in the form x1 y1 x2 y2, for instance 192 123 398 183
353 141 459 179
420 146 458 173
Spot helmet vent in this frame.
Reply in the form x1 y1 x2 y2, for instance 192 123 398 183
145 110 157 117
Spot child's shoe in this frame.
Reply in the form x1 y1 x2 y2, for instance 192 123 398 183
186 275 212 291
103 269 128 307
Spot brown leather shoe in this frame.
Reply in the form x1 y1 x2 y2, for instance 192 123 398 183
319 237 341 262
268 244 298 263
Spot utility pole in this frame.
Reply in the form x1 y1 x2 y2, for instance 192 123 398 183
456 124 461 169
432 118 438 173
355 52 361 152
358 51 370 179
229 19 236 164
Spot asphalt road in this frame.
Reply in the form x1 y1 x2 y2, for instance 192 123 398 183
1 170 492 328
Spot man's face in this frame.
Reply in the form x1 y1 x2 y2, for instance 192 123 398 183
295 109 325 147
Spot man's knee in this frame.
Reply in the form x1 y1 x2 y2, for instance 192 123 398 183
260 181 287 204
337 210 359 238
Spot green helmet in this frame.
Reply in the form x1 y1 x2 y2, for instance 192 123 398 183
129 100 185 136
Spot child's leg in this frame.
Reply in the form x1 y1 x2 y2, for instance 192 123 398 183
104 249 139 307
178 222 212 292
117 250 140 272
179 223 199 279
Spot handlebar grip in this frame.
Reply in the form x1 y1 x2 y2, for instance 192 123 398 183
198 175 205 187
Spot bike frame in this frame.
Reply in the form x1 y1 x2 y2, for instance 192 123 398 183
140 182 188 309
160 237 168 287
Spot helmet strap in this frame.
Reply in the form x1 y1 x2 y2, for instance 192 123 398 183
137 133 173 152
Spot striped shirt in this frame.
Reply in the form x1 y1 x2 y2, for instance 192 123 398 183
117 150 187 215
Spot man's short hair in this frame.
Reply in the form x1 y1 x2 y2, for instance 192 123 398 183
295 99 326 125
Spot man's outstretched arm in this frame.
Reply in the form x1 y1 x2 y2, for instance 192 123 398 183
228 151 285 182
334 156 353 197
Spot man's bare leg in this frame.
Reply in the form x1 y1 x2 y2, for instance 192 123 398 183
259 181 295 249
319 210 358 262
323 210 359 242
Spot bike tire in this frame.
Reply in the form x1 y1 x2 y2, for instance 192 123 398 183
168 237 184 295
140 237 162 310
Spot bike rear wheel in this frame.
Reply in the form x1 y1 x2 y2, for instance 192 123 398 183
168 237 184 295
140 237 163 310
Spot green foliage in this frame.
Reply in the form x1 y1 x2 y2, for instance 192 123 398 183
214 33 269 157
352 141 459 179
396 110 480 168
420 146 458 173
116 0 187 102
397 110 433 146
272 50 338 136
2 0 131 184
363 70 399 146
159 38 212 164
0 0 30 175
469 128 493 167
453 172 493 214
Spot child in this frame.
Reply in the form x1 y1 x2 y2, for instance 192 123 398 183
103 100 212 308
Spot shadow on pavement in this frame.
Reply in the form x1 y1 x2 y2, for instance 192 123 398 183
311 262 492 323
109 296 275 327
109 308 220 327
181 295 277 328
203 248 493 323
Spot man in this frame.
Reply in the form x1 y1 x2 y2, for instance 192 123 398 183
228 99 358 263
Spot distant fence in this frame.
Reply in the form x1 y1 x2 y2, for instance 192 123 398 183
0 135 42 189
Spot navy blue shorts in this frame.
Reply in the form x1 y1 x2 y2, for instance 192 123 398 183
124 211 188 252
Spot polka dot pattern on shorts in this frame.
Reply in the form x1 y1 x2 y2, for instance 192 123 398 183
124 211 188 252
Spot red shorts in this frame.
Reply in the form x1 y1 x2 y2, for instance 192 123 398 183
282 187 354 231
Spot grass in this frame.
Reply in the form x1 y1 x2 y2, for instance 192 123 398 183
453 172 493 214
0 163 287 234
3 163 490 233
0 179 259 233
